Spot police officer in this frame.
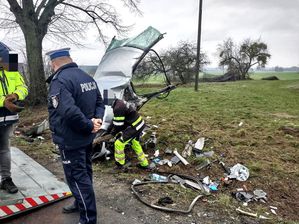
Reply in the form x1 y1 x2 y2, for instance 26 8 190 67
108 99 149 169
46 48 104 224
0 42 28 194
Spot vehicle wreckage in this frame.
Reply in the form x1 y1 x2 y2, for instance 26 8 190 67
92 26 176 160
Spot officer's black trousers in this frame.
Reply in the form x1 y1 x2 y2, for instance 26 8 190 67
59 144 97 224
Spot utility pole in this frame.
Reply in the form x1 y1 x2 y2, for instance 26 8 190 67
195 0 203 91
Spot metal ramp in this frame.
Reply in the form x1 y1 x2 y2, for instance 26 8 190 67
0 147 71 220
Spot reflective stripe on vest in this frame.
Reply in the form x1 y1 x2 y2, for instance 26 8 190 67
135 120 145 131
132 116 142 127
0 114 19 122
113 121 124 126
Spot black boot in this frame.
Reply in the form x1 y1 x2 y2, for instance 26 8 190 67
0 177 18 194
62 201 79 213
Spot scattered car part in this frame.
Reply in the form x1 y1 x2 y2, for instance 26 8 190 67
24 119 49 137
253 189 267 201
132 179 142 185
170 156 181 165
219 161 230 174
233 192 254 202
173 149 189 165
149 173 168 182
236 207 270 220
195 150 214 158
228 163 250 181
165 148 173 154
131 181 203 214
194 137 205 151
182 140 193 158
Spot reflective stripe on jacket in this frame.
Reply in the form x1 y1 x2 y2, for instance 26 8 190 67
110 99 146 141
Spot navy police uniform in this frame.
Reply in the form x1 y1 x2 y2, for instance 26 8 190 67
47 49 104 224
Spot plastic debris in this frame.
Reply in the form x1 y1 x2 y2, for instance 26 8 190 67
154 150 160 157
184 180 205 191
228 164 250 181
219 161 230 173
233 192 254 202
145 132 157 149
271 209 277 215
195 150 214 158
196 160 211 171
173 149 189 165
238 121 244 127
182 140 193 158
170 175 185 184
194 137 205 151
236 207 270 220
170 156 180 165
165 148 172 154
152 157 161 164
132 179 142 185
202 176 211 185
149 173 168 182
157 159 172 167
253 189 267 201
208 182 219 191
37 136 45 140
149 162 156 170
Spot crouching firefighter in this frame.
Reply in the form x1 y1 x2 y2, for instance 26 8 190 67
0 42 28 194
108 99 149 169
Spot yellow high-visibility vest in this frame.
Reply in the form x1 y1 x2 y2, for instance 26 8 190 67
0 69 28 107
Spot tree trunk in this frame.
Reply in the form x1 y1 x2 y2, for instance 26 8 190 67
24 31 47 105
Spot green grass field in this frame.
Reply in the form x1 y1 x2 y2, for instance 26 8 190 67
133 72 299 86
138 80 299 221
250 71 299 80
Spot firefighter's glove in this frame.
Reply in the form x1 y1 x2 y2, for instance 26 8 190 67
5 93 18 102
4 97 24 113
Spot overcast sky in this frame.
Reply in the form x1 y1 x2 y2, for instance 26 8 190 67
1 0 299 67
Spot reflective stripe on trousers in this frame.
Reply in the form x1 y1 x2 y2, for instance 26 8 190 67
131 139 148 167
114 139 126 165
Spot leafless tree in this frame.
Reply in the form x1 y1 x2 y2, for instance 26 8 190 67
0 0 140 105
218 38 271 80
136 41 209 84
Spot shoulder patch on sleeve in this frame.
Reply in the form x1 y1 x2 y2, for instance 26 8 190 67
51 95 59 108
